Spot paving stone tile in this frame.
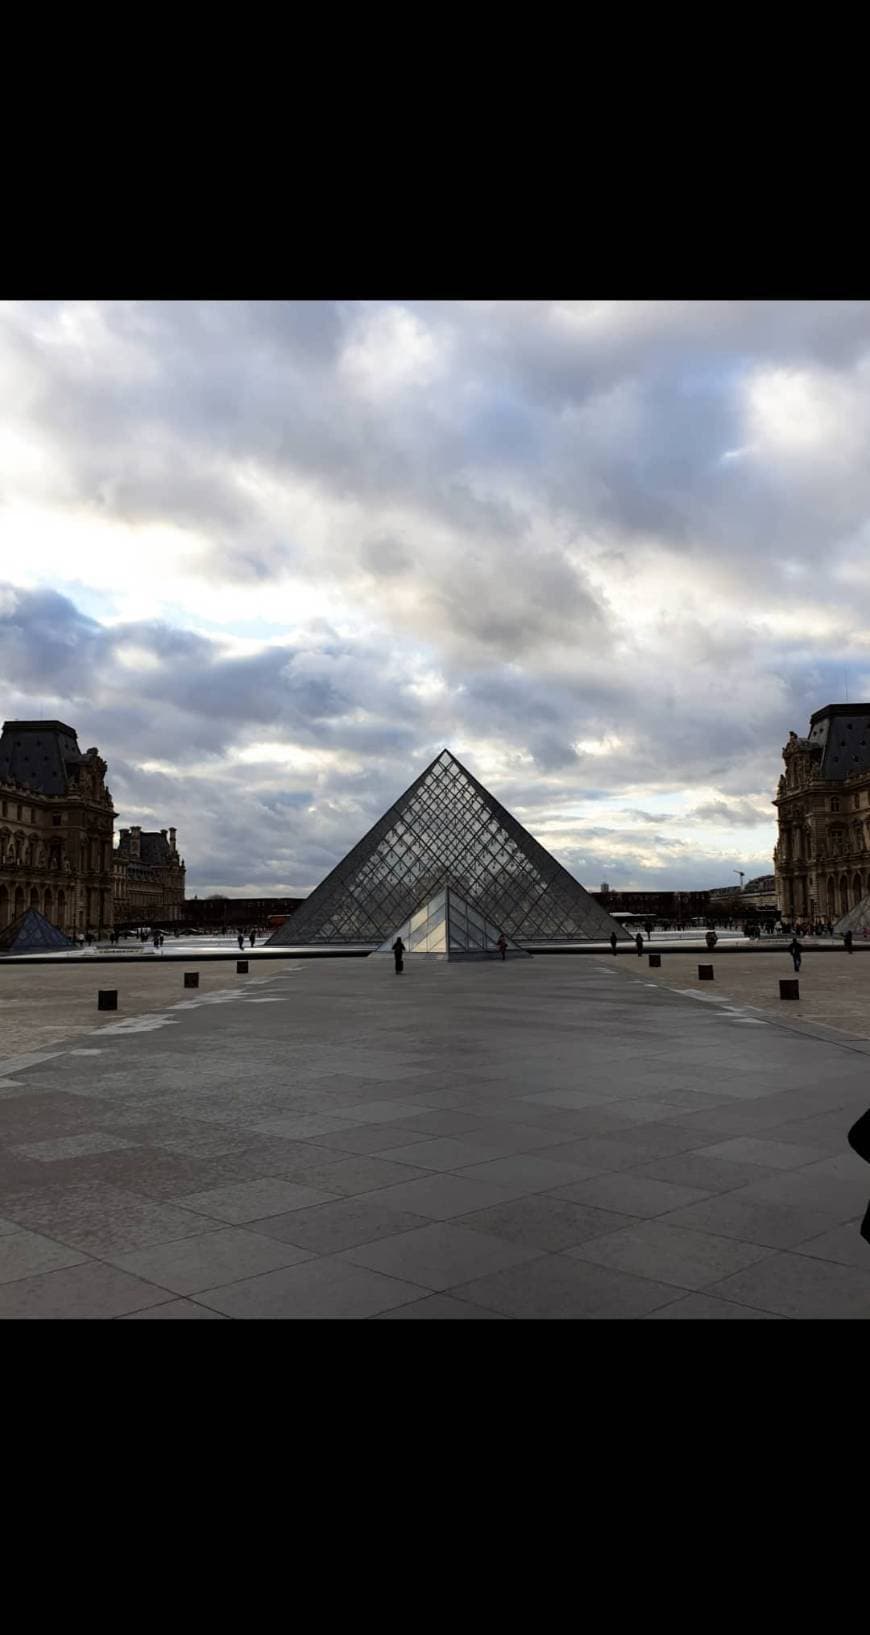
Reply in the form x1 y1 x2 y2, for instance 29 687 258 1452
339 1222 542 1290
0 1260 173 1319
568 1222 772 1290
455 1255 677 1319
367 1109 488 1138
177 1177 340 1224
708 1251 870 1318
765 1117 853 1157
252 1196 433 1254
373 1136 519 1172
508 1106 652 1139
631 1153 785 1195
108 1227 314 1293
0 1229 88 1283
374 1294 507 1319
2 1182 214 1257
303 1123 425 1156
120 1299 228 1319
553 1173 712 1217
456 1195 637 1252
657 1193 836 1250
641 1294 784 1320
789 1221 870 1269
193 1256 424 1319
330 1099 443 1124
13 1133 139 1161
247 1113 361 1141
694 1137 827 1170
363 1173 531 1219
521 1089 627 1112
735 1163 870 1220
455 1153 604 1192
283 1155 432 1197
550 1122 709 1170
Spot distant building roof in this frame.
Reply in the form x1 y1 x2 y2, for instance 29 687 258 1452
806 704 870 781
0 720 84 796
139 833 173 865
744 874 775 893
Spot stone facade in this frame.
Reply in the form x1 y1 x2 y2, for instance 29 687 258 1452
114 826 186 924
0 720 115 934
774 704 870 922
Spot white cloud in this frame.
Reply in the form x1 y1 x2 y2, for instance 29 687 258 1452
3 298 870 894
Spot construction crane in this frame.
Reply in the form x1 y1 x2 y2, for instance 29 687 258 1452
734 870 745 890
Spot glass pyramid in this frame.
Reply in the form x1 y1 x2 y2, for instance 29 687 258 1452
0 908 75 954
373 884 531 961
268 748 630 948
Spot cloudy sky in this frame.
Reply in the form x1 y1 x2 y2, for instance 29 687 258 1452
2 299 869 898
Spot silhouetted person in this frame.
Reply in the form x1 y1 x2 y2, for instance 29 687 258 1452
847 1108 870 1244
788 935 802 973
249 931 256 947
609 932 617 955
392 936 405 974
237 931 245 951
844 929 853 954
497 933 508 961
635 933 643 957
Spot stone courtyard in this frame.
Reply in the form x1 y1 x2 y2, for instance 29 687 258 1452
0 953 868 1318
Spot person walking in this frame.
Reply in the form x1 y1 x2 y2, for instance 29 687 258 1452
392 935 405 974
249 931 256 948
788 934 803 973
497 933 508 961
847 1108 870 1244
609 931 617 956
237 931 245 952
635 932 644 957
845 929 854 954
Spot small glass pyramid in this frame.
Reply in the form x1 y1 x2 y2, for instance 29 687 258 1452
268 748 630 947
0 908 76 954
373 884 531 961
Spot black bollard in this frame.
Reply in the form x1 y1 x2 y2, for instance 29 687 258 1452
698 965 714 981
648 954 661 967
97 990 118 1011
780 979 800 1000
184 972 199 989
237 960 249 974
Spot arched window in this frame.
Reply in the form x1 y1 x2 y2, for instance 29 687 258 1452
831 797 840 812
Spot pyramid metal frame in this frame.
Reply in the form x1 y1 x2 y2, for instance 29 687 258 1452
268 748 630 947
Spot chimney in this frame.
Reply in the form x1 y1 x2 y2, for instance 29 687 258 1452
129 825 141 860
169 827 177 851
161 829 167 840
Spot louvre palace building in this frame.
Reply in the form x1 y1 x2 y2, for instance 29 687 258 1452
114 825 186 924
0 720 115 935
774 703 870 923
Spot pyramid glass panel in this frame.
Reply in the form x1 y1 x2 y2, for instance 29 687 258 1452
372 884 530 961
267 748 631 947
